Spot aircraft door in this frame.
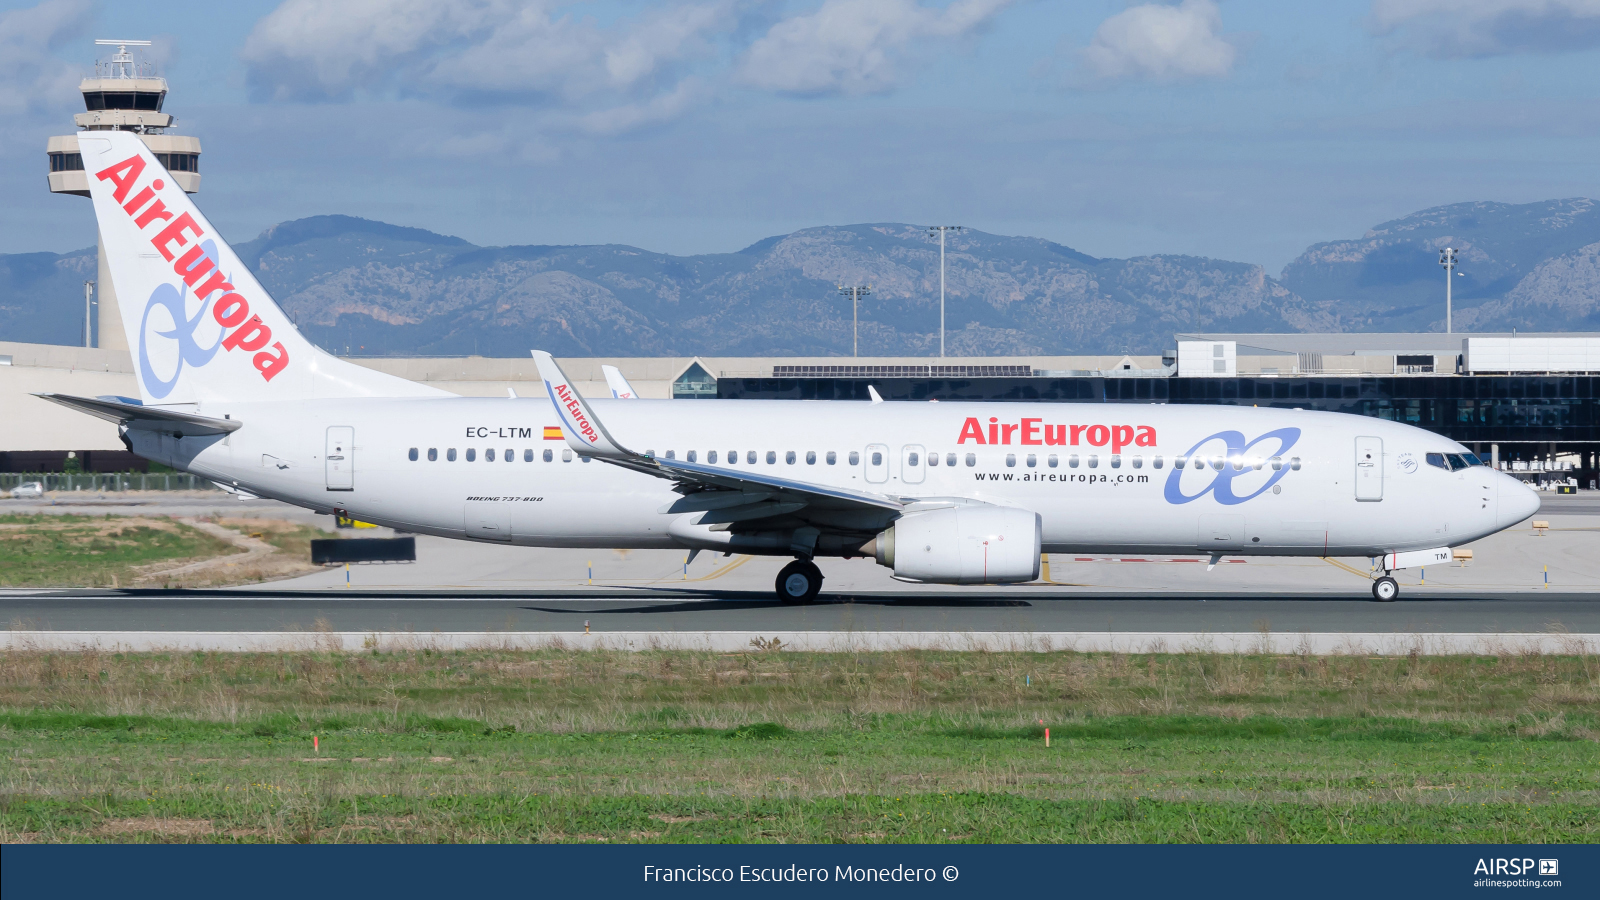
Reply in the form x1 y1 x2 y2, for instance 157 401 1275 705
864 444 890 483
325 426 354 491
1355 436 1383 501
464 499 512 541
901 444 925 484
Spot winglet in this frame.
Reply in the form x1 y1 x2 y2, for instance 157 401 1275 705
868 385 884 404
531 351 633 459
602 365 638 399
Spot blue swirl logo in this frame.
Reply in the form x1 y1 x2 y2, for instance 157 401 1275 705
138 240 225 399
1162 427 1301 505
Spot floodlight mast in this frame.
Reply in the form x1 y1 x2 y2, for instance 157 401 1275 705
1439 247 1458 334
928 226 962 357
838 285 871 357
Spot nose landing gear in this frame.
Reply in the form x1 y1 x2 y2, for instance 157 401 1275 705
776 559 823 604
1372 575 1399 602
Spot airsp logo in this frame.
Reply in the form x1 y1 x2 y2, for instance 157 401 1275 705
1396 453 1418 474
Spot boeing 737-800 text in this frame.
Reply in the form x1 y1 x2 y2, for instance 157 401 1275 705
40 132 1540 603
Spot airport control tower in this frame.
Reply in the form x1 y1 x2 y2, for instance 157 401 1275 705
46 40 201 351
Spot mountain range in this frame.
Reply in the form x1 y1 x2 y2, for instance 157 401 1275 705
3 198 1596 357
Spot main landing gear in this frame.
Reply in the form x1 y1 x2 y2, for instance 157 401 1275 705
776 559 823 605
1372 575 1400 602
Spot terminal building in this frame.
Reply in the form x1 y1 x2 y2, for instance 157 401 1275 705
4 335 1596 489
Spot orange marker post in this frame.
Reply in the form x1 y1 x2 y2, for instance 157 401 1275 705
313 735 319 754
1045 728 1050 748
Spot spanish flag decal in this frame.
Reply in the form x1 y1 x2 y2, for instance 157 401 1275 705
543 426 563 440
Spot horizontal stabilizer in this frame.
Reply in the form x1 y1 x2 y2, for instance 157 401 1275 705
35 393 241 436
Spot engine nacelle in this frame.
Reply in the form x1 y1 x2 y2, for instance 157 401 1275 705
874 506 1041 584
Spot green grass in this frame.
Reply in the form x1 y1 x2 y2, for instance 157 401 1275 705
0 514 239 588
1 649 1595 843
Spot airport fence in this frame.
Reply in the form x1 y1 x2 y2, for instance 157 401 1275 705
1 472 219 493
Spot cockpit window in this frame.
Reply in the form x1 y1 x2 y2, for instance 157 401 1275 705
1445 453 1469 471
1461 452 1485 466
1425 452 1448 470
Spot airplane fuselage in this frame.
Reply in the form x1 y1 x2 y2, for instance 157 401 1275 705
128 396 1534 558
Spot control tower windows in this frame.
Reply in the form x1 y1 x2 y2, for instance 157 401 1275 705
83 91 164 111
153 153 198 172
49 153 84 172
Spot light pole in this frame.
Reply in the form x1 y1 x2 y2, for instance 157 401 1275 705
83 280 95 347
1439 247 1458 334
928 226 962 357
839 284 871 357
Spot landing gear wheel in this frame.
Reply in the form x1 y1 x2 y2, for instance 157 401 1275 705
776 560 823 605
1372 576 1399 602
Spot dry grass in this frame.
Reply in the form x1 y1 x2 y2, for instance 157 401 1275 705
1 649 1594 843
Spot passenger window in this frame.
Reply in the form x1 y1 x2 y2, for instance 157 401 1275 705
1231 456 1245 471
1269 456 1282 471
850 451 861 465
665 450 676 459
581 456 590 463
1174 455 1187 469
708 450 718 464
908 452 920 467
486 448 495 462
1152 456 1163 469
687 450 697 463
543 449 553 462
1047 454 1058 468
728 450 737 464
786 451 796 464
870 451 882 466
1069 454 1079 468
928 453 939 467
1211 458 1224 471
946 453 956 467
562 449 572 462
408 447 418 461
1110 455 1121 469
964 453 975 467
1289 457 1302 471
524 449 533 462
767 451 777 464
447 448 457 461
1025 454 1036 467
748 451 758 464
806 451 816 465
466 448 476 462
1132 456 1142 469
1088 455 1098 469
427 448 438 462
827 451 837 465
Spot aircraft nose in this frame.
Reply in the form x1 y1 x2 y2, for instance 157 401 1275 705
1497 472 1540 528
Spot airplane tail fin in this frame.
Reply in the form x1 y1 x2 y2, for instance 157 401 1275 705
601 364 639 399
80 130 445 406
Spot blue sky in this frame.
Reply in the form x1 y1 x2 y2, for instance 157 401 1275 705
3 0 1598 273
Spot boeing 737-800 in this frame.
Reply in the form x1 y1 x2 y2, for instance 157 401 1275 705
40 132 1540 603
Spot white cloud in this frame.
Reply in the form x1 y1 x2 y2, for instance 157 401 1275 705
241 0 732 123
1080 0 1236 82
1370 0 1600 56
0 0 91 115
736 0 1013 96
578 76 706 134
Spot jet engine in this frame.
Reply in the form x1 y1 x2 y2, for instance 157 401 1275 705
874 506 1041 584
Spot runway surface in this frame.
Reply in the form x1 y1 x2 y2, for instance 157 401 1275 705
4 587 1597 634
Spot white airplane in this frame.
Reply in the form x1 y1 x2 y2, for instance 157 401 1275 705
41 132 1539 603
602 365 638 399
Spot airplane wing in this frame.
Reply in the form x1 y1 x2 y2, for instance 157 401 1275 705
601 365 638 399
35 393 241 436
531 351 903 513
